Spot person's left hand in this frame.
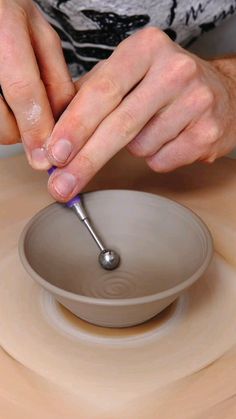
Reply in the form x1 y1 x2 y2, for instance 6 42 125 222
46 27 236 202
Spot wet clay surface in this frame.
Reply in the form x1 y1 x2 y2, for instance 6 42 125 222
19 190 212 327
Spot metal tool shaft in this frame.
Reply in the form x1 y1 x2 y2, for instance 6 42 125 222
83 219 105 251
72 201 105 252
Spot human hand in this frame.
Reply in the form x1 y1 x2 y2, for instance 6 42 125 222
0 0 75 166
46 27 236 201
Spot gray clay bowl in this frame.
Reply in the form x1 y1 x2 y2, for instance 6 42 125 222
19 190 213 328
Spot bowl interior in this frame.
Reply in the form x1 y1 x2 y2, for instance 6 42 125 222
22 190 211 300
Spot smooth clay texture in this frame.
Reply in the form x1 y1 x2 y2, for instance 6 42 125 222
19 190 212 327
1 152 236 418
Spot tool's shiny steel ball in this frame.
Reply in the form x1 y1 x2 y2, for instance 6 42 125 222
99 249 120 270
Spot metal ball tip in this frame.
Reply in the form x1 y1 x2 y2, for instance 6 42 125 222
99 249 120 270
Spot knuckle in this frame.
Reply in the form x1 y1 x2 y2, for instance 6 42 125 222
116 108 137 140
21 124 43 139
139 26 167 47
146 156 167 173
195 120 221 146
199 86 215 109
186 86 215 115
76 154 95 174
191 120 221 147
127 137 146 157
90 75 123 102
156 110 168 127
171 53 198 81
5 79 38 102
206 123 221 143
184 89 201 112
66 116 89 141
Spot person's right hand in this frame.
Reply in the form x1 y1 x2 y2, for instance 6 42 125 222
0 0 75 168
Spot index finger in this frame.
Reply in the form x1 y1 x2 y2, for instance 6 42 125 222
0 7 54 169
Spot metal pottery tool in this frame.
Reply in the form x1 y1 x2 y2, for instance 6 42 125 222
48 167 120 270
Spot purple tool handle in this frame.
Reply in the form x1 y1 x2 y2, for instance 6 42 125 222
48 166 81 208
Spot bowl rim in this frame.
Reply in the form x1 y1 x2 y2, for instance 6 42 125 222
18 189 214 307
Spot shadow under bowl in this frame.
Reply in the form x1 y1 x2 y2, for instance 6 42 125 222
19 190 213 328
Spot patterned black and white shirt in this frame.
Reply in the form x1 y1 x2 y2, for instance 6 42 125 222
34 0 236 77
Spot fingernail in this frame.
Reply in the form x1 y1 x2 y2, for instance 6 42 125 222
50 139 72 163
52 172 76 197
31 147 50 169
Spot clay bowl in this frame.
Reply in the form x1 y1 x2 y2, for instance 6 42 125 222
19 190 213 328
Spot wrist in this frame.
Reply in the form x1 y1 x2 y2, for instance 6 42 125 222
210 56 236 92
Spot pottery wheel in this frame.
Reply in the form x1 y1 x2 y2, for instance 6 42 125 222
1 153 236 418
1 246 236 409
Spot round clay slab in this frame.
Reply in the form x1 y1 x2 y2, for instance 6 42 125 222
19 190 213 327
